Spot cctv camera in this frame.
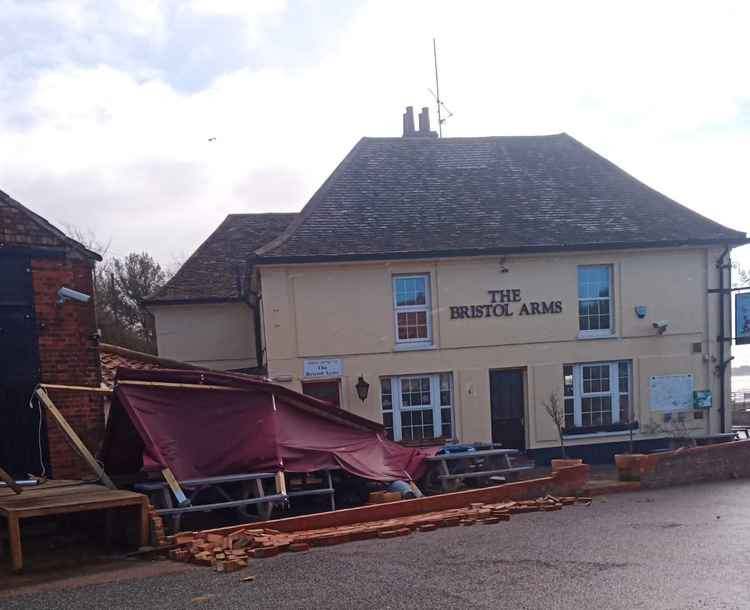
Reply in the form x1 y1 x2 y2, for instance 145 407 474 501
652 320 669 335
58 286 91 304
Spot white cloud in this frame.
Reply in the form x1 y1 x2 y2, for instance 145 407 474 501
0 1 748 289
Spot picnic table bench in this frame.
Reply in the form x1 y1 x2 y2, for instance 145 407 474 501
135 469 337 531
425 448 534 492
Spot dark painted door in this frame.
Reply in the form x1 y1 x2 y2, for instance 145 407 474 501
0 255 44 477
489 369 525 450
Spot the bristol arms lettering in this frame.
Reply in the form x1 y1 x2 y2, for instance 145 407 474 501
450 289 563 320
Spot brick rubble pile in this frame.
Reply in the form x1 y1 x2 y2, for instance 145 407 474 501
166 494 591 574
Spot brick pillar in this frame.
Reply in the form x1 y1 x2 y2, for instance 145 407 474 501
32 256 104 480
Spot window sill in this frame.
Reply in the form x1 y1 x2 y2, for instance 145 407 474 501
577 331 617 340
393 343 437 352
563 429 640 440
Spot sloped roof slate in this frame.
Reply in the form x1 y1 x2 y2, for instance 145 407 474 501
256 134 746 262
146 213 294 304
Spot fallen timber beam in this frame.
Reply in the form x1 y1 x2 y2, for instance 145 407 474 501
34 387 117 490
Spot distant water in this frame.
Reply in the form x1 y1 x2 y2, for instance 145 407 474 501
733 375 750 394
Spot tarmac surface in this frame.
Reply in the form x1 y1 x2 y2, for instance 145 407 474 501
3 479 750 609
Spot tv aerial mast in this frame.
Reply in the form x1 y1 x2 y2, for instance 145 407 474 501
430 38 454 137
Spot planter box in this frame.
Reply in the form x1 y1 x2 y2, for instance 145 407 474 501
551 458 583 471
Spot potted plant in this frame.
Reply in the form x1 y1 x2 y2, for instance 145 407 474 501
543 392 582 470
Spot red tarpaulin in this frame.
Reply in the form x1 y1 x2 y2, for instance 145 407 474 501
100 368 433 482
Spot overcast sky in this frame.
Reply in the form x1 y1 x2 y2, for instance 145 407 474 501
2 1 749 361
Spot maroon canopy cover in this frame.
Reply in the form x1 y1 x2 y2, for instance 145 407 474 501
100 368 431 482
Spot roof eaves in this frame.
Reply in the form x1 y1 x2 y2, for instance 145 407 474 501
255 236 750 265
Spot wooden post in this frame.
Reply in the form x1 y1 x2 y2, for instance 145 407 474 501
34 387 117 490
138 497 150 548
0 466 22 495
8 515 22 572
275 470 287 496
161 468 190 508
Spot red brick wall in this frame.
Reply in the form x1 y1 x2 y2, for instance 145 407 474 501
639 440 750 489
32 256 104 480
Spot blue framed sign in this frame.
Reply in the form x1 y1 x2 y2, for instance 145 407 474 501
737 292 750 345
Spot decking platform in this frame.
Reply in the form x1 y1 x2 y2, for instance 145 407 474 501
0 480 149 572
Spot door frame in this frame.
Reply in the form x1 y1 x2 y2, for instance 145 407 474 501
488 367 529 450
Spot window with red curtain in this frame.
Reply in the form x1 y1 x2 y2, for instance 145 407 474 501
302 380 341 408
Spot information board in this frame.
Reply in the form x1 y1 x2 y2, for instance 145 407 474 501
736 292 750 345
649 374 694 412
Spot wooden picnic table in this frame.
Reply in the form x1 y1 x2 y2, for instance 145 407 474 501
0 480 149 573
425 448 534 492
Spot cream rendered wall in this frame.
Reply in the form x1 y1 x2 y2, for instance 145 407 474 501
151 302 257 370
259 246 732 449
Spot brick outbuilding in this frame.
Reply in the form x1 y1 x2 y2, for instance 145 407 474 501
0 189 103 480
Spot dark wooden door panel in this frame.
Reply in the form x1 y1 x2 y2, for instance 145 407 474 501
0 255 43 476
490 369 525 450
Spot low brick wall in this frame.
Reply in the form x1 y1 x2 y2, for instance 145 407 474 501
205 464 590 536
639 440 750 489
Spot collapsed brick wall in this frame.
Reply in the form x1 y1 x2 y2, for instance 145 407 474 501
32 256 104 480
640 441 750 489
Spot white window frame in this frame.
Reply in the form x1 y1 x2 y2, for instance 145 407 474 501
568 361 630 429
381 373 453 442
393 274 433 348
577 264 614 339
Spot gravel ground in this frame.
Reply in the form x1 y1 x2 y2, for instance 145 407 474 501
3 480 750 609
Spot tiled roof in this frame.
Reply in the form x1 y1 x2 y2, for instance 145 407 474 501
256 134 747 262
0 189 101 260
98 343 203 389
146 213 294 304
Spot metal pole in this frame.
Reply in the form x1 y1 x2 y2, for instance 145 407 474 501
433 38 442 137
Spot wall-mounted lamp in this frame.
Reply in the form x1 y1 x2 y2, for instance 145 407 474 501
355 375 370 402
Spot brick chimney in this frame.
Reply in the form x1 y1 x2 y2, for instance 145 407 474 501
402 106 438 138
402 106 415 137
418 107 430 132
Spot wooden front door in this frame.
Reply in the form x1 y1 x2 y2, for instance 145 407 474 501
489 369 526 450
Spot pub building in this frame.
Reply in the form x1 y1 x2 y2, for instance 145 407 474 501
148 107 748 462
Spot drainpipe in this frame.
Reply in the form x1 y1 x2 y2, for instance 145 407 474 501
716 246 731 433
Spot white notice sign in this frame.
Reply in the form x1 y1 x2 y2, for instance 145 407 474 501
303 359 342 379
649 374 694 412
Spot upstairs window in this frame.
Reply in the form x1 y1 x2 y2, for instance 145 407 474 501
578 265 613 337
393 275 432 346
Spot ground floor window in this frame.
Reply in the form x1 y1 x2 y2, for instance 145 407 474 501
380 373 453 442
563 361 633 434
301 380 341 407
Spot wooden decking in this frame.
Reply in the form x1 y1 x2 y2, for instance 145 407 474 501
0 480 149 572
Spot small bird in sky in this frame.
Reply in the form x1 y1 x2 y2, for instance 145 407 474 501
208 137 216 142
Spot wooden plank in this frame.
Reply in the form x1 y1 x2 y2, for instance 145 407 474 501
8 514 22 572
117 380 247 392
40 383 113 395
161 468 190 508
34 388 117 490
0 466 22 495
